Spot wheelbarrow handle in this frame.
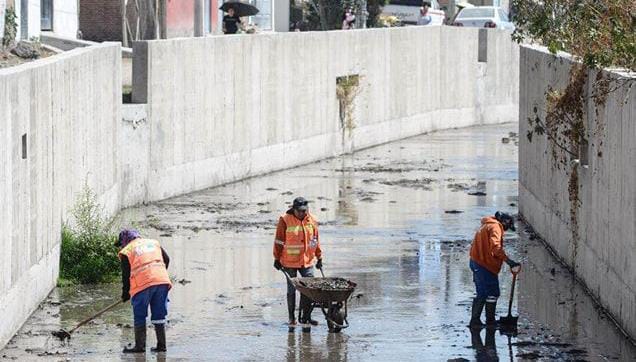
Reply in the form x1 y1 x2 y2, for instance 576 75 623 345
281 269 293 283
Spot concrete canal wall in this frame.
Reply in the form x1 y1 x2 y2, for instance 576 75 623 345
518 45 636 339
0 43 122 347
131 26 519 202
0 27 519 347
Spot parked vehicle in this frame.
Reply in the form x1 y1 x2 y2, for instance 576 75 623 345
451 6 515 31
382 0 445 26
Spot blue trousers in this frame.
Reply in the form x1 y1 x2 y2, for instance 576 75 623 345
470 260 500 302
131 284 170 327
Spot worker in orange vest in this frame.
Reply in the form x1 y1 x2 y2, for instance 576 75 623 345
469 212 520 328
118 229 172 353
273 197 323 328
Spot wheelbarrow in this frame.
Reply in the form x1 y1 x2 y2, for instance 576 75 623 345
282 269 357 333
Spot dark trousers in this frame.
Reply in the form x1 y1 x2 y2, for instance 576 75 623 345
285 266 315 322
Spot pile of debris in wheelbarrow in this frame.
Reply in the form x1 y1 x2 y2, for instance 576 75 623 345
284 269 357 333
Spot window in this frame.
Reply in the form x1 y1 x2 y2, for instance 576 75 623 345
246 0 272 30
457 8 495 18
498 10 509 22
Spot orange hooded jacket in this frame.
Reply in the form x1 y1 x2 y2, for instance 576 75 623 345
469 217 509 275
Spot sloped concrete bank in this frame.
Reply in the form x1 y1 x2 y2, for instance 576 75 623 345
0 27 519 348
518 45 635 339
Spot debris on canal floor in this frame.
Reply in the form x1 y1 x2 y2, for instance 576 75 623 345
2 125 634 360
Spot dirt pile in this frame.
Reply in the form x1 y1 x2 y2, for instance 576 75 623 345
297 278 353 291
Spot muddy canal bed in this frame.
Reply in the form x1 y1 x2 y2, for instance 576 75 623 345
2 124 635 361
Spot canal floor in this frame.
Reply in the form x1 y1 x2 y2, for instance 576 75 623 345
2 123 634 361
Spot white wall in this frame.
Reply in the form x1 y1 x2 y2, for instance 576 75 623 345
0 43 121 348
518 45 636 339
132 27 519 202
52 0 78 38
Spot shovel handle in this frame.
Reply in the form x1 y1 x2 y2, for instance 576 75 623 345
507 272 517 317
318 267 325 278
68 300 122 334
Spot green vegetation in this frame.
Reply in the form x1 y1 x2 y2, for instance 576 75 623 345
59 185 120 285
336 75 361 132
2 7 17 48
511 0 635 71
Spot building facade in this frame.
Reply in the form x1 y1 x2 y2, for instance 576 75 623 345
11 0 78 40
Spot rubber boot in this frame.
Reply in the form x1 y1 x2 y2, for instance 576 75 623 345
287 293 297 325
485 301 497 326
123 325 146 353
298 295 312 333
469 298 486 328
151 324 166 352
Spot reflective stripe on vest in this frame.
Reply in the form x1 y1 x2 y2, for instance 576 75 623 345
280 213 319 268
119 238 172 297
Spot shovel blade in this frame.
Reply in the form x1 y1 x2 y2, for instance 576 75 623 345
52 329 71 341
498 315 518 326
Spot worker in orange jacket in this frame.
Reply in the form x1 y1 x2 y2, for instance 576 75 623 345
469 212 520 328
273 197 323 328
118 229 172 353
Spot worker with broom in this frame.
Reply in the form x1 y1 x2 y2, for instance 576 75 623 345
468 212 521 328
273 197 323 330
118 229 172 353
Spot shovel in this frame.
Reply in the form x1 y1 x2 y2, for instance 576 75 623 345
52 300 122 341
498 266 521 327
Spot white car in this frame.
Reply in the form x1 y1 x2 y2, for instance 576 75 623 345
452 6 515 31
382 0 445 26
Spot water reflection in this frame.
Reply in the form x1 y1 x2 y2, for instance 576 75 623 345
470 327 498 362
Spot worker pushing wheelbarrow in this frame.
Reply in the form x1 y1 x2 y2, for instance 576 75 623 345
273 197 357 333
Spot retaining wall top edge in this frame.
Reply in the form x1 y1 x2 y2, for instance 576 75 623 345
521 44 635 79
0 43 121 76
137 25 478 46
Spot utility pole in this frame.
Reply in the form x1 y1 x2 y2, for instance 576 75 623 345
121 0 128 46
158 0 167 39
194 0 204 36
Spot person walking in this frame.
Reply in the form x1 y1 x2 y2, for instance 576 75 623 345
468 212 520 328
118 229 172 353
342 8 356 30
418 1 432 25
223 6 242 34
273 197 323 329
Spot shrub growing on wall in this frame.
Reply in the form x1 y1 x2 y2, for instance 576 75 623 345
2 6 17 48
59 185 120 284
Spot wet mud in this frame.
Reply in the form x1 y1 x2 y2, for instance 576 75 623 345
2 124 634 361
295 278 354 291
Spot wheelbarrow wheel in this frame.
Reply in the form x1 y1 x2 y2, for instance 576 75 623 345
327 304 345 333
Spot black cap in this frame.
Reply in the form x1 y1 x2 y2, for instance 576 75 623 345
292 197 309 211
495 211 516 231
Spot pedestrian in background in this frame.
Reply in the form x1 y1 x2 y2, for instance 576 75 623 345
119 229 172 353
342 8 356 30
418 1 432 25
223 6 242 34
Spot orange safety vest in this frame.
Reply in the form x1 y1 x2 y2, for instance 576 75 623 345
277 213 320 268
118 238 172 298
